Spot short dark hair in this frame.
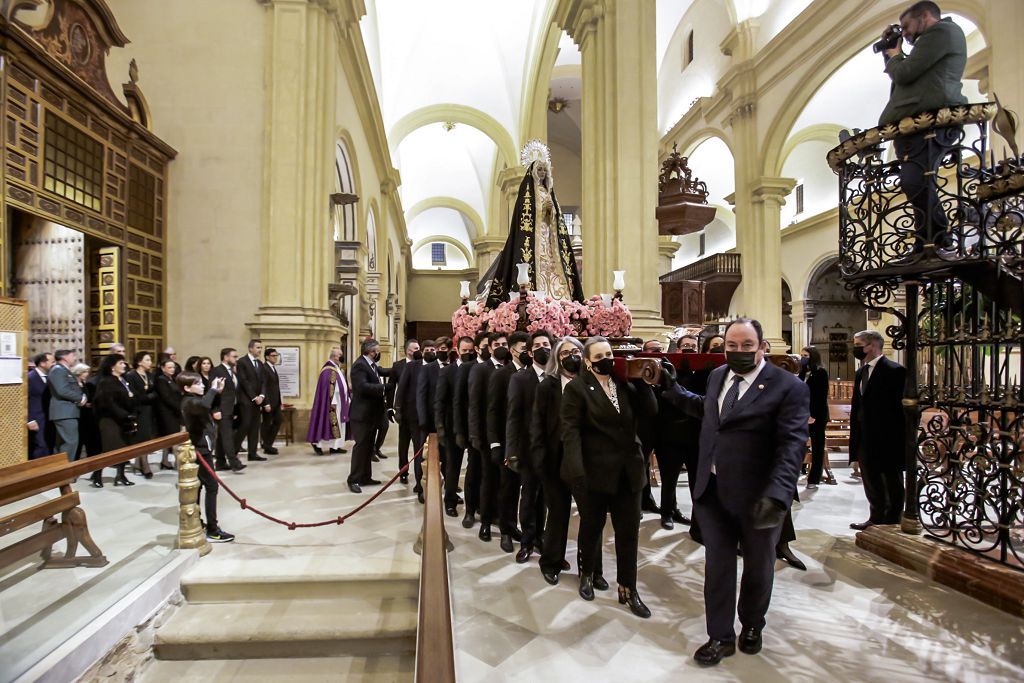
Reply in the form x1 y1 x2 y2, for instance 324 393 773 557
901 1 941 20
361 338 379 355
642 339 662 350
681 334 698 343
98 354 125 376
422 338 437 349
508 331 530 348
802 346 823 370
435 336 452 349
488 331 507 344
248 339 262 351
175 371 201 391
132 351 151 368
404 338 419 351
457 336 474 348
33 352 53 366
724 317 764 343
184 355 201 372
54 349 74 362
264 347 278 359
530 330 553 347
220 347 236 361
474 332 490 347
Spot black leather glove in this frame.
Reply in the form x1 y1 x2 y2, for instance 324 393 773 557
506 454 520 473
659 359 678 389
750 496 787 529
490 446 504 465
387 408 397 424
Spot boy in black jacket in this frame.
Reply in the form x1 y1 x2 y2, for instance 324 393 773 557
177 371 235 543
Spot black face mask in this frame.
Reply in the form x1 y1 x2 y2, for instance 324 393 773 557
709 345 724 354
493 347 511 363
682 348 696 354
561 355 581 375
591 357 614 376
371 351 381 362
412 350 423 362
533 348 551 366
519 351 532 367
726 351 758 374
480 349 491 361
853 346 867 361
461 352 477 363
423 351 437 364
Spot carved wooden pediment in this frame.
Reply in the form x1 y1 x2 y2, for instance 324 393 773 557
657 143 716 236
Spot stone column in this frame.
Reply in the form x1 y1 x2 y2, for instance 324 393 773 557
658 236 681 276
984 0 1024 113
249 0 344 417
789 299 810 350
557 0 665 338
495 167 523 238
472 236 506 285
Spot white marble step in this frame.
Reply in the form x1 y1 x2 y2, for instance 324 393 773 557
153 595 418 661
141 655 413 682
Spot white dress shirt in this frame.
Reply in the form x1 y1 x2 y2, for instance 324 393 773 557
717 358 767 414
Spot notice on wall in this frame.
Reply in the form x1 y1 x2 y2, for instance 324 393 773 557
0 357 23 385
277 346 301 398
0 332 16 357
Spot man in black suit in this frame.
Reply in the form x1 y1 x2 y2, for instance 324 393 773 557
469 331 507 541
398 339 430 499
27 352 54 459
236 339 267 462
662 318 809 665
506 330 552 562
452 333 489 528
438 336 474 516
487 330 530 553
388 339 419 479
850 329 907 529
260 348 283 455
348 338 387 493
210 348 246 473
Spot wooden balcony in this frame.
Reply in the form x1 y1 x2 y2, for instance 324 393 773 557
660 253 741 321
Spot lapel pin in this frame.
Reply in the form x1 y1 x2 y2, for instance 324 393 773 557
758 384 765 390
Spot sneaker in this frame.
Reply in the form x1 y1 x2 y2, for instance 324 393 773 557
206 528 236 543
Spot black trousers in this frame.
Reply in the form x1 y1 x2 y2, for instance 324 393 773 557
894 126 960 244
860 458 905 524
260 406 282 451
458 446 481 514
518 470 545 547
540 471 604 576
479 447 501 526
641 449 656 505
375 411 390 452
656 445 685 518
807 421 827 485
697 477 784 642
412 427 429 492
397 415 420 475
214 414 237 465
498 465 521 536
348 418 378 485
683 448 702 544
578 476 640 589
237 400 261 459
196 441 219 531
443 439 465 508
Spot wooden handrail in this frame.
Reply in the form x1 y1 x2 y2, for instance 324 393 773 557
0 433 188 506
415 434 456 682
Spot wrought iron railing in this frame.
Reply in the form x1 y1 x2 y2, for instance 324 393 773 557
831 102 1024 568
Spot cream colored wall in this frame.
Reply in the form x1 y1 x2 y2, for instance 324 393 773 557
550 140 581 210
105 0 266 357
406 270 473 323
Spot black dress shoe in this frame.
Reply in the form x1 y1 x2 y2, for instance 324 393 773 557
348 483 362 494
641 497 661 514
661 517 674 530
248 454 267 462
478 524 492 542
312 446 324 456
694 639 736 666
850 520 875 531
739 627 762 655
376 450 388 459
456 495 464 504
114 476 134 487
561 559 571 571
515 546 533 563
618 586 651 618
578 573 595 601
91 478 104 488
510 528 523 542
500 534 514 553
462 510 475 528
541 567 559 585
593 574 609 591
445 507 458 517
263 447 279 455
215 460 229 470
417 492 425 504
371 454 380 462
330 448 344 454
400 474 408 484
160 463 175 471
776 545 807 571
361 478 381 486
143 472 154 480
671 508 690 525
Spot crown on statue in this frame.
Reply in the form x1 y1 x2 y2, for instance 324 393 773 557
520 139 551 168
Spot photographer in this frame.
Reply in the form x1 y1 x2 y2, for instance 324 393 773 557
878 1 967 250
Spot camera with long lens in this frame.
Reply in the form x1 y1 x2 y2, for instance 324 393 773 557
873 24 903 53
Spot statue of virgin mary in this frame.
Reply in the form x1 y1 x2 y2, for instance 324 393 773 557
480 140 585 309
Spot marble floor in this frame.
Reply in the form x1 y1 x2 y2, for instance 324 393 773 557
4 433 1024 683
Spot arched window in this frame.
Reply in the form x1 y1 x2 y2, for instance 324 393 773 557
334 140 357 241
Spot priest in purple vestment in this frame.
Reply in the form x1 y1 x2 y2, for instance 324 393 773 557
306 346 351 455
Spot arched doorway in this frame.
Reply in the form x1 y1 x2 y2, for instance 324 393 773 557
804 258 864 380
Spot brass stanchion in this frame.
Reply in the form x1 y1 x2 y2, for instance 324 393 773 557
176 442 211 557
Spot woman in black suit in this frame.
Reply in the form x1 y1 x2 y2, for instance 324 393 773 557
198 356 214 391
561 336 657 618
126 351 156 478
92 354 137 487
155 357 183 470
800 346 831 488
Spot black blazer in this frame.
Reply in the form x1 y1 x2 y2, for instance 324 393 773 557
263 362 282 409
125 370 156 441
209 364 238 418
94 375 136 451
452 361 477 447
560 370 657 494
236 355 264 403
416 361 441 433
802 366 830 424
850 356 907 472
28 370 50 426
486 363 520 451
385 358 408 410
435 361 459 442
655 365 712 452
506 367 543 473
467 361 499 450
395 360 422 422
530 374 563 476
154 373 182 436
350 356 386 423
663 362 810 513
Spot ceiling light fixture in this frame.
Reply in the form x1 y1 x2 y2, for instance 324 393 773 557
442 121 456 132
548 97 568 114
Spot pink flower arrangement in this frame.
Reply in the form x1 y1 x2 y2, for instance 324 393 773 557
483 301 520 334
558 299 590 336
451 304 485 339
524 294 572 336
586 297 633 337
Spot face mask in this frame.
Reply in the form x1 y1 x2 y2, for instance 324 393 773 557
725 351 757 375
561 355 581 375
493 347 511 363
682 348 696 354
371 352 380 362
591 357 614 376
412 351 423 362
853 346 867 361
533 348 551 366
519 351 532 367
799 356 810 367
423 351 437 364
461 352 477 363
709 345 724 354
480 349 491 361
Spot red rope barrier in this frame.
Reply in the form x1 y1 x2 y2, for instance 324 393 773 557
192 446 424 530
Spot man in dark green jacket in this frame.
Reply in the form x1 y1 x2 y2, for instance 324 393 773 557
879 1 967 249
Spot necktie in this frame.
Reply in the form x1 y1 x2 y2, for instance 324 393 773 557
860 365 870 396
720 375 743 420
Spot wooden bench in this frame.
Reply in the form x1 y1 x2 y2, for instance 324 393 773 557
826 402 852 452
0 433 188 571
